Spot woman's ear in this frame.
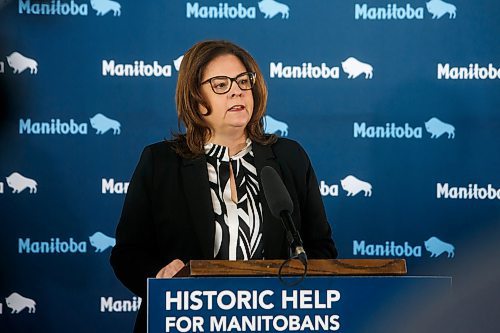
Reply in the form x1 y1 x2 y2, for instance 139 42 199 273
198 104 209 116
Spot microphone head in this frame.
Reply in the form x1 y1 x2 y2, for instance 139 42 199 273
260 166 293 218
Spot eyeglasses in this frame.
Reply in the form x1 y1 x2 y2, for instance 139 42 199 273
201 72 256 94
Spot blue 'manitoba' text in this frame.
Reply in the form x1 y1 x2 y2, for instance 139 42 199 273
19 238 87 253
354 122 422 138
353 240 422 257
19 118 88 135
18 0 88 16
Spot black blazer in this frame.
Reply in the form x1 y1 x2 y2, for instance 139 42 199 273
110 138 337 332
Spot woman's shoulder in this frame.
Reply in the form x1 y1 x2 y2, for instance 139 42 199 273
264 137 311 168
144 140 175 153
271 137 307 156
141 140 180 163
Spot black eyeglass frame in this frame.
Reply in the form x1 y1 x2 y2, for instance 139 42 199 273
201 72 256 95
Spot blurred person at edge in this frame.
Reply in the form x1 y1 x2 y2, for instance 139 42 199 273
110 40 337 333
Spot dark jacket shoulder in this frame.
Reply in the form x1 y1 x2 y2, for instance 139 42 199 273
271 137 309 159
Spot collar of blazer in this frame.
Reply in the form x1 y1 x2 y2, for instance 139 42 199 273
180 141 286 260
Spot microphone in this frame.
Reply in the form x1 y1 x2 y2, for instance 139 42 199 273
260 166 307 264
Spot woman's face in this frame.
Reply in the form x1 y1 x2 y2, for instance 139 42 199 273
199 54 254 138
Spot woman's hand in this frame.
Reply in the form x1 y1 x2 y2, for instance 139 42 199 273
155 259 185 278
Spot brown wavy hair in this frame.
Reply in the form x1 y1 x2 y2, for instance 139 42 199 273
172 40 276 158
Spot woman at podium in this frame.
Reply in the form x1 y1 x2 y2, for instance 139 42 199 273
110 40 337 333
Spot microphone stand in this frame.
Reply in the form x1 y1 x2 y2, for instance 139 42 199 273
280 211 308 266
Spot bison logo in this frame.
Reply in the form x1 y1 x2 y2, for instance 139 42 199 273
426 0 456 19
6 52 38 74
341 57 373 79
90 0 121 16
340 175 372 197
424 236 455 258
425 117 455 139
6 172 37 194
258 0 289 19
5 292 36 314
89 232 116 252
173 55 184 71
90 113 121 135
264 115 288 136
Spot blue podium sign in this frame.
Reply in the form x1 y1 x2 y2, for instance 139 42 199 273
148 276 451 333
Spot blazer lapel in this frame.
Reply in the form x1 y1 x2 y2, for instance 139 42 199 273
252 142 286 259
181 155 215 259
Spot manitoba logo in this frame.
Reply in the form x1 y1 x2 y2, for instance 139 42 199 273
353 236 455 258
258 0 289 19
353 117 455 139
19 113 120 135
270 57 373 80
353 240 422 257
18 0 122 16
173 55 184 71
5 172 37 194
19 118 87 135
89 232 116 252
437 63 500 80
5 293 36 314
436 182 500 200
341 57 373 79
100 296 142 312
102 178 129 194
263 115 288 136
426 0 456 19
6 52 38 74
354 122 422 139
270 62 339 79
18 231 115 254
102 59 172 77
18 0 88 15
424 236 455 257
90 113 121 134
186 0 290 19
425 117 454 138
354 1 457 20
90 0 121 16
186 2 256 19
355 3 424 20
341 175 372 197
320 175 373 197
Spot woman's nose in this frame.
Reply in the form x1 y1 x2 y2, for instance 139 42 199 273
229 81 243 97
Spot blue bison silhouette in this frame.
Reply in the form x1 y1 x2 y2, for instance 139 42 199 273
90 113 121 135
264 115 288 136
424 236 455 258
426 0 456 19
89 232 116 252
258 0 289 19
425 117 455 139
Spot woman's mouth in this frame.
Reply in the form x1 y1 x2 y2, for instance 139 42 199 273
228 105 245 112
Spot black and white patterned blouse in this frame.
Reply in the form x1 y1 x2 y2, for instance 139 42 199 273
204 139 264 260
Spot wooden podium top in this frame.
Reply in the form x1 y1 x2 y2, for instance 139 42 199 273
174 259 407 277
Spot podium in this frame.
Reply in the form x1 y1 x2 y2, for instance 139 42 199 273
148 259 451 333
174 258 407 277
